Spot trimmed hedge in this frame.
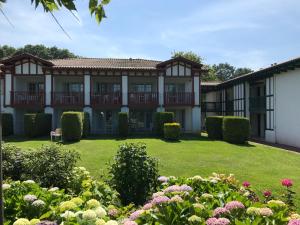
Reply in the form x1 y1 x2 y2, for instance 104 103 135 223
2 113 13 136
61 112 83 142
24 113 52 137
223 116 250 144
82 112 90 138
205 116 224 140
118 112 129 137
164 123 181 141
154 112 174 136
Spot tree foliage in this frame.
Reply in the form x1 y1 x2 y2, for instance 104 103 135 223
172 51 203 64
0 44 77 59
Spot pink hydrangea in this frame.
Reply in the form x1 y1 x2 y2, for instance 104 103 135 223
164 185 181 193
180 184 193 192
158 176 169 183
206 217 230 225
108 208 119 217
123 221 138 225
151 196 170 205
129 210 144 220
142 203 153 210
242 181 250 188
282 179 293 187
225 201 245 211
213 207 229 217
288 220 300 225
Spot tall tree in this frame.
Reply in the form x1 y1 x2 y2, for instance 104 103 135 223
0 44 77 59
212 63 236 81
234 67 253 77
172 51 203 64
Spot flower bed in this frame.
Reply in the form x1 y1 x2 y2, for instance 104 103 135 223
3 170 299 225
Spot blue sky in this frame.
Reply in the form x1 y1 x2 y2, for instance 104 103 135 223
0 0 300 69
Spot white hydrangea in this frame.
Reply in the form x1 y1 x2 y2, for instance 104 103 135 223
61 211 76 220
2 184 11 190
105 220 118 225
32 200 46 207
82 210 97 221
95 207 107 218
23 180 35 184
49 187 59 192
24 194 37 202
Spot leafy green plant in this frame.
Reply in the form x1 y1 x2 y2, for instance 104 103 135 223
154 112 174 136
82 112 91 138
25 144 80 189
164 123 181 141
223 116 250 144
2 113 13 136
205 116 224 140
118 112 129 137
109 143 159 205
61 111 83 141
24 113 52 137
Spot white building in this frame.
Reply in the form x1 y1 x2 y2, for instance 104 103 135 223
0 53 203 135
202 57 300 148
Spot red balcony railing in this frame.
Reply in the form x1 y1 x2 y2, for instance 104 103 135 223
52 92 83 107
91 92 121 107
164 92 194 106
11 91 44 107
128 92 158 106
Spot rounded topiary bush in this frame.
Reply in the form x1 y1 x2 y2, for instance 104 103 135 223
118 112 129 137
205 116 224 140
3 113 13 136
61 112 83 142
164 123 181 141
223 116 250 144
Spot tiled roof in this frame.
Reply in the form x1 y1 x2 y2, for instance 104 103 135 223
50 58 162 70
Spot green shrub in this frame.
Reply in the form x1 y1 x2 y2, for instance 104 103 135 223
2 143 28 180
24 113 52 137
164 123 181 140
61 111 83 141
35 113 52 136
118 112 129 137
82 112 91 138
2 113 13 136
24 114 36 137
109 143 159 205
154 112 174 136
205 116 224 140
25 144 80 188
223 116 250 144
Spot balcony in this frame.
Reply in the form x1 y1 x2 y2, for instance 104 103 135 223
201 102 222 112
91 92 121 108
52 92 84 107
249 96 266 113
164 92 194 106
128 92 158 107
11 91 44 108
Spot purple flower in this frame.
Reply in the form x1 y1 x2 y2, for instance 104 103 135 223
151 196 170 205
206 217 230 225
213 207 229 217
164 185 181 193
108 208 119 217
158 176 169 183
289 220 300 225
180 184 193 192
142 203 153 210
129 210 144 221
225 201 245 211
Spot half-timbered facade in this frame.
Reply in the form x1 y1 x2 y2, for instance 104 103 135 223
201 56 300 148
0 53 204 135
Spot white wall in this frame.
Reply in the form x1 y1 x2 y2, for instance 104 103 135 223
274 69 300 147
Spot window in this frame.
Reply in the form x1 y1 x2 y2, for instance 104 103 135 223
64 83 83 93
166 84 185 92
96 83 121 93
28 83 44 94
132 84 152 92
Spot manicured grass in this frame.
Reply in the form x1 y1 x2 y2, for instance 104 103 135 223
5 135 300 204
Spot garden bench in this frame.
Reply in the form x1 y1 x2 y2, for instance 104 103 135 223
50 128 62 142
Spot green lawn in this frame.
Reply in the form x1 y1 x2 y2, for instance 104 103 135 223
5 135 300 204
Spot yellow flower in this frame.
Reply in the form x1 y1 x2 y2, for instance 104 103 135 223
59 201 77 212
86 199 101 209
13 219 30 225
29 219 40 225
